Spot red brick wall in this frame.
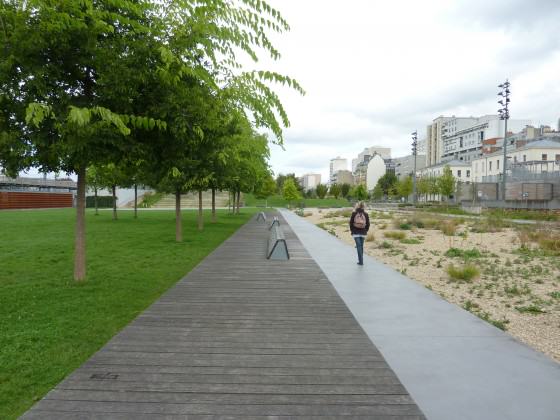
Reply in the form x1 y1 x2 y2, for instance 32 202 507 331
0 191 74 209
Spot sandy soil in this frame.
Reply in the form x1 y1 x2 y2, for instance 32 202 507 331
302 207 560 362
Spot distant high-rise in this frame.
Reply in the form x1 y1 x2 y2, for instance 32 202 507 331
301 173 321 191
329 157 348 185
427 115 531 166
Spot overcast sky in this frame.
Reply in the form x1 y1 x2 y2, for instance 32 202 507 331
258 0 560 182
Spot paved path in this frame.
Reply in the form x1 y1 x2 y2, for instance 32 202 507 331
280 209 560 420
22 213 425 419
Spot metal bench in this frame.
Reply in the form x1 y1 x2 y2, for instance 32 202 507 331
267 223 290 260
269 216 280 230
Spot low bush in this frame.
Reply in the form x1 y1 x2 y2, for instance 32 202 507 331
366 231 375 242
446 264 480 282
380 241 393 249
400 238 421 245
384 231 406 240
441 221 457 236
516 305 546 314
86 195 115 208
444 247 482 259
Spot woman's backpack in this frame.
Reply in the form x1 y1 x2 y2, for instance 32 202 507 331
353 212 366 229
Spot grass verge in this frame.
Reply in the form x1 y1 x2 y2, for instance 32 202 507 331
0 208 256 419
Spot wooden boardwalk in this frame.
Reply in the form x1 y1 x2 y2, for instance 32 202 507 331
22 213 425 419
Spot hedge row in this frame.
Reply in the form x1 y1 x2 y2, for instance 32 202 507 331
86 196 115 208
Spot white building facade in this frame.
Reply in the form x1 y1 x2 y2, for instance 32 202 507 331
352 146 391 172
471 139 560 182
418 159 472 184
427 115 531 166
441 115 531 163
366 155 387 191
301 173 321 191
329 157 348 185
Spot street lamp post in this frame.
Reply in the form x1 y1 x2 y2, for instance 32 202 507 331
498 80 511 201
411 130 418 204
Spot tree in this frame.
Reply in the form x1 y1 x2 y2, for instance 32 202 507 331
438 165 456 203
428 176 441 201
371 184 384 200
1 0 303 279
417 177 430 202
282 178 301 207
86 166 104 216
315 183 328 199
95 163 131 220
396 176 413 201
329 183 341 199
351 184 368 201
376 173 398 197
254 173 277 208
341 183 351 198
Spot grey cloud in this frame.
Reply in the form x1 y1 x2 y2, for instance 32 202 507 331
445 0 560 31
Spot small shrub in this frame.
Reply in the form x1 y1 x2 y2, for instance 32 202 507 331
384 231 406 240
549 291 560 299
516 305 546 314
378 223 387 230
399 223 412 230
366 232 375 242
504 284 531 296
441 221 457 236
463 300 480 311
444 247 482 259
446 264 480 282
380 241 393 249
400 238 421 245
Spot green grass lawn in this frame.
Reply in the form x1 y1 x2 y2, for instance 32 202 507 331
245 194 350 208
0 208 256 419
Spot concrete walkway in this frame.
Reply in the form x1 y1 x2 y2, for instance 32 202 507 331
280 209 560 420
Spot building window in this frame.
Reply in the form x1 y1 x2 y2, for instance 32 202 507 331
514 156 517 163
556 154 560 162
542 154 547 161
458 170 462 177
523 155 526 162
489 161 492 171
480 131 484 140
466 170 470 178
497 160 500 170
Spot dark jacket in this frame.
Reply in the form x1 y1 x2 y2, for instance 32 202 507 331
349 208 370 235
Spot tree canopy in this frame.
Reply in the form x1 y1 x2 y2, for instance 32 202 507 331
0 0 303 280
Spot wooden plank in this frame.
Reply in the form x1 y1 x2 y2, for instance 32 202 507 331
22 212 425 419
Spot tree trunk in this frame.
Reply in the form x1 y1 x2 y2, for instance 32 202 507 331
94 187 99 216
112 185 117 220
198 190 203 231
211 187 216 223
134 183 138 219
175 191 182 242
74 166 87 282
236 190 241 214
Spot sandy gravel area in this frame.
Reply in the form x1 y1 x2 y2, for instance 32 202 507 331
302 207 560 362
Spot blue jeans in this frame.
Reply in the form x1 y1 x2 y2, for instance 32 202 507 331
354 236 365 264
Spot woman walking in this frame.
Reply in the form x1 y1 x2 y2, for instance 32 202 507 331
349 201 370 265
